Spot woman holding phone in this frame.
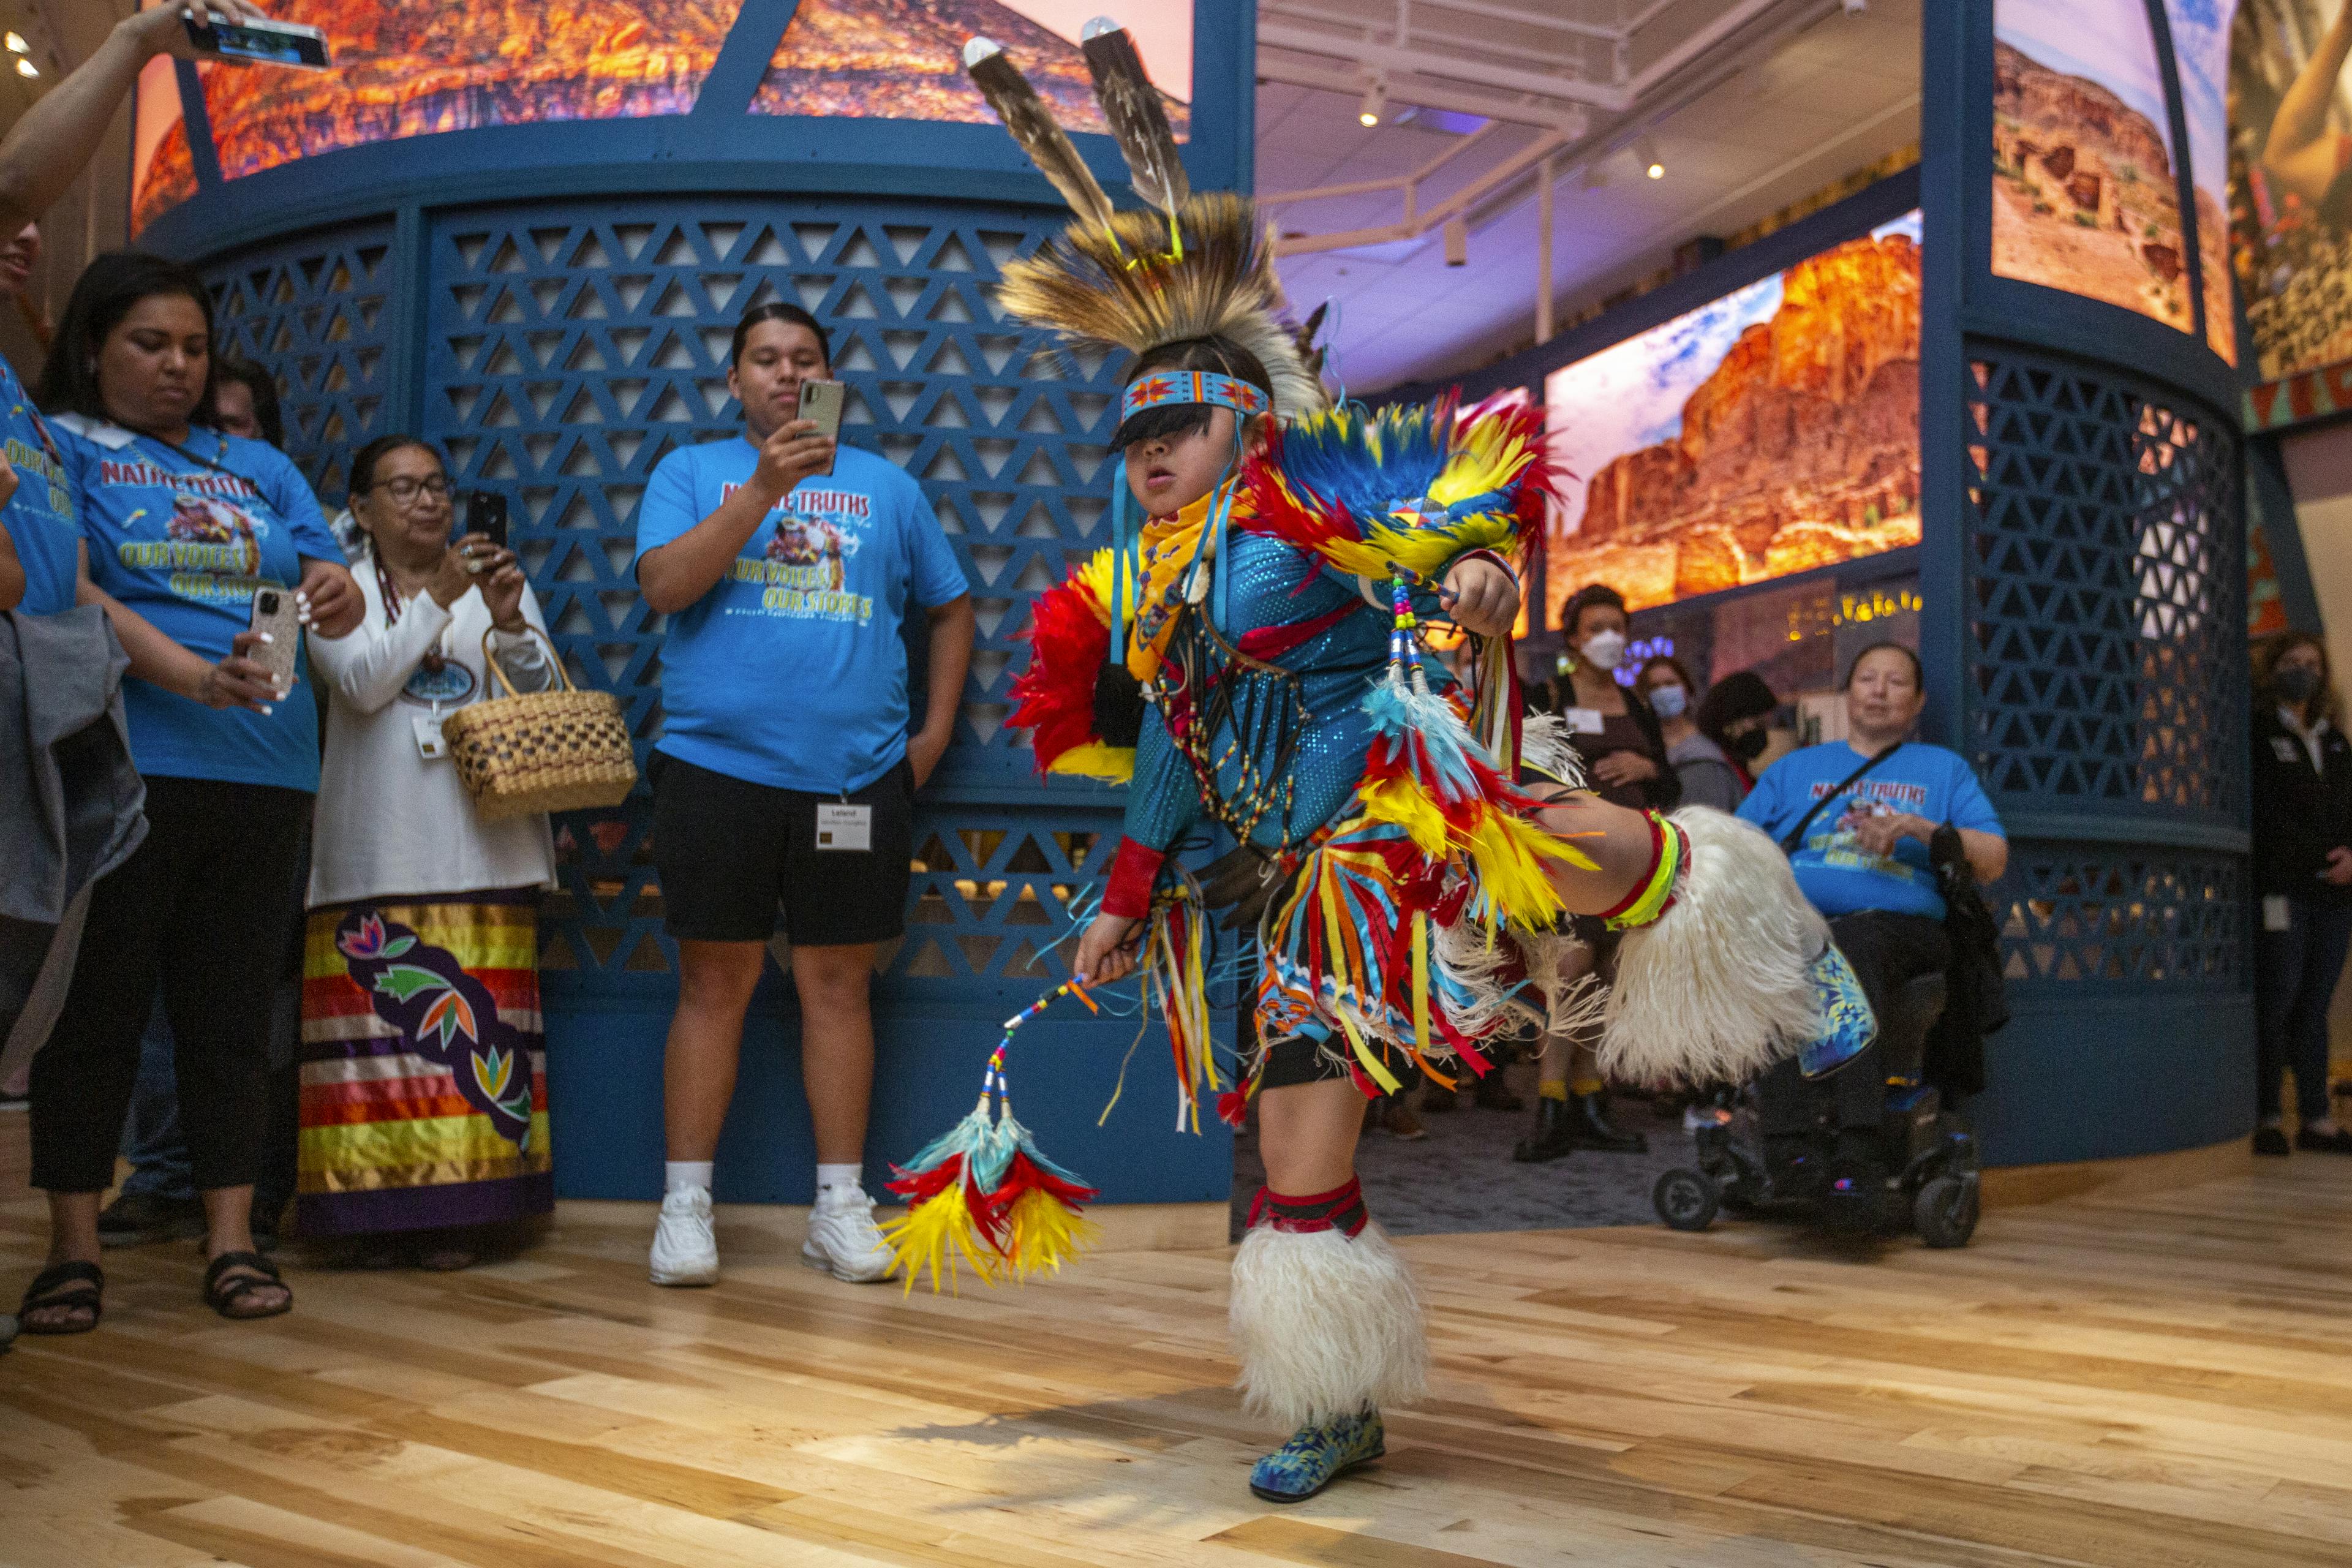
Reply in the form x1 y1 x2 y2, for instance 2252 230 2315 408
17 250 360 1335
300 436 560 1264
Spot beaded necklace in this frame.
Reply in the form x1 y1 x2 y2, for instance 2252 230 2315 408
371 549 448 674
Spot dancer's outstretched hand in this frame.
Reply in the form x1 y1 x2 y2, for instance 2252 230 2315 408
1442 556 1519 637
1073 912 1140 985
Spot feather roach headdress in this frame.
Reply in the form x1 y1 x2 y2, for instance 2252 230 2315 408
963 26 1325 425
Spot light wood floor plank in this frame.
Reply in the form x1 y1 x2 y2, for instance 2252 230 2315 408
7 1162 2351 1566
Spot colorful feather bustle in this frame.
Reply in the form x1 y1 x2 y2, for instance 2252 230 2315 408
882 982 1102 1292
1251 394 1552 583
1006 549 1134 783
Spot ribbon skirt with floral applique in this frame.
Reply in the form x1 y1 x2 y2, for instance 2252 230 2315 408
296 889 553 1236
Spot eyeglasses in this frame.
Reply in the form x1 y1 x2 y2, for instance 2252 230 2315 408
371 476 451 505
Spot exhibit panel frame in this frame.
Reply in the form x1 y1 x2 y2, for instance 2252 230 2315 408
1925 0 2252 1163
175 0 1252 1206
1403 2 2252 1166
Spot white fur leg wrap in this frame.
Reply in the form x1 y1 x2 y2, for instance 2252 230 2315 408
1600 805 1826 1085
1230 1221 1429 1430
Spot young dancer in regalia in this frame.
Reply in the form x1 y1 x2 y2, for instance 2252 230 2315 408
968 24 1874 1503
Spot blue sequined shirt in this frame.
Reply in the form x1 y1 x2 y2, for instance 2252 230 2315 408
1123 527 1452 856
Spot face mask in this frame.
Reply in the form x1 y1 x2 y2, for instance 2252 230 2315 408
1728 727 1768 762
1647 682 1688 719
2276 665 2321 704
1579 630 1626 671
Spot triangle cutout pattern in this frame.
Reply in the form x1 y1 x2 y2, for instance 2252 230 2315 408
1962 347 2247 996
203 198 1135 987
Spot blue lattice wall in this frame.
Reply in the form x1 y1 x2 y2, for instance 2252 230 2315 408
203 198 1232 1205
207 225 398 501
1958 345 2252 1161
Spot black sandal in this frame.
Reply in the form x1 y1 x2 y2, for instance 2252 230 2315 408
19 1259 103 1336
203 1250 292 1321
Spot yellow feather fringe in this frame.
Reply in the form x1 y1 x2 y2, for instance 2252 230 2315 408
1358 774 1452 858
1072 548 1121 622
882 1182 998 1295
1044 743 1136 784
1001 1188 1102 1280
1428 410 1544 508
1460 810 1589 930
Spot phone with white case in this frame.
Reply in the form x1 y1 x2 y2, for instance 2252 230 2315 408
246 586 301 697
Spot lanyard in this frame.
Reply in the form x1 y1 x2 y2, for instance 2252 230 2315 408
371 551 450 674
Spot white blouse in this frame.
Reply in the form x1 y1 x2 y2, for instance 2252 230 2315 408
306 556 560 908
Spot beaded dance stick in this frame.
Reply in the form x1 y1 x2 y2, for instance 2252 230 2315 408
880 979 1104 1292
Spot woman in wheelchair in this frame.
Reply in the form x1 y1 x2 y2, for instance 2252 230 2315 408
1732 643 2007 1201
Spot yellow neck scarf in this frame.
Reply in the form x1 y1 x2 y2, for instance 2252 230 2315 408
1126 478 1250 683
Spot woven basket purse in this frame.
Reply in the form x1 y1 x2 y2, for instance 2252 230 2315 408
442 626 638 821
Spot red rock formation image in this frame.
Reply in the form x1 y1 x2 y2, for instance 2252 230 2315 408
1545 227 1922 616
1990 37 2193 335
134 0 1182 233
754 0 1185 133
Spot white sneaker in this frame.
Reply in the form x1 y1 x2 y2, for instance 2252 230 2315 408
802 1188 896 1283
649 1186 718 1286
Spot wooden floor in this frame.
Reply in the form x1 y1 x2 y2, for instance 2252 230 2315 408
4 1166 2351 1568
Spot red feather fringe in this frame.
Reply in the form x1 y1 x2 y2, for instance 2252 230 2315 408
1006 576 1110 775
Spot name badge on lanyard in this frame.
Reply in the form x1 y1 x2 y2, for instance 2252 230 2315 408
816 802 872 852
1565 707 1605 736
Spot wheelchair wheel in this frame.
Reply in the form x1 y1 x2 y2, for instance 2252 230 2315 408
1913 1175 1980 1248
1653 1169 1721 1232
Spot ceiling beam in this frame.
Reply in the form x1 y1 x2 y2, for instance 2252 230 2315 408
1257 22 1632 112
1262 121 1508 211
1256 50 1589 134
1272 127 1572 255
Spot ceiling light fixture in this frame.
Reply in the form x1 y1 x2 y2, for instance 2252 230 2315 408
1637 136 1664 180
3 32 26 53
1443 216 1468 266
1358 74 1387 129
13 58 35 78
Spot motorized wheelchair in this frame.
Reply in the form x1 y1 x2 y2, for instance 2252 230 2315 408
1651 968 1981 1248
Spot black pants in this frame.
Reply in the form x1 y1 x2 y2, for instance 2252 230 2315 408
2253 896 2352 1124
1760 909 1948 1139
31 776 312 1194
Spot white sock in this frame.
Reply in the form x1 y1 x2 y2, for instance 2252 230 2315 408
816 1162 864 1200
665 1161 714 1196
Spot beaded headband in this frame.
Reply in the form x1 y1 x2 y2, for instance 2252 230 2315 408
1120 369 1268 426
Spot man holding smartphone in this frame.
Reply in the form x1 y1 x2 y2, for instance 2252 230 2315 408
635 301 974 1286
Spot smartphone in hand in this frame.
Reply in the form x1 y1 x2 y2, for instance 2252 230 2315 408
181 12 333 70
463 489 510 549
247 585 302 696
797 379 845 477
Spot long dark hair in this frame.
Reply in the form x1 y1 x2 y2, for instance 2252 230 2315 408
36 250 217 428
1114 335 1274 451
2257 630 2340 726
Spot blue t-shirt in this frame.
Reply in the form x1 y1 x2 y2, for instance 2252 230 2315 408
56 415 342 791
1735 741 2004 919
1 360 80 615
635 437 970 793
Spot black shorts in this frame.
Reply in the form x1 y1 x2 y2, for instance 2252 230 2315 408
652 752 914 946
1259 1031 1414 1091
